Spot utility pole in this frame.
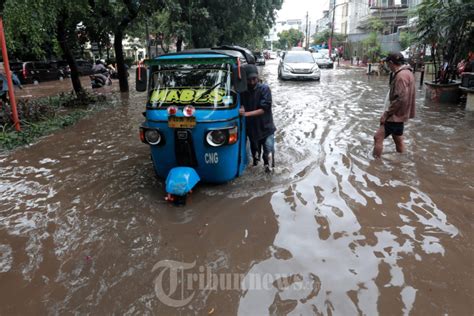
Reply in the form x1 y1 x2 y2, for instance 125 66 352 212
145 19 151 58
305 11 309 50
329 2 336 58
329 1 348 59
308 21 311 49
0 16 20 131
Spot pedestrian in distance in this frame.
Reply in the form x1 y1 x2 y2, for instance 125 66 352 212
373 52 416 158
239 64 276 173
0 62 22 105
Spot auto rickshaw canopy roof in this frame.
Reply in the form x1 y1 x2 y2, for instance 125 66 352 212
145 53 237 66
145 46 255 66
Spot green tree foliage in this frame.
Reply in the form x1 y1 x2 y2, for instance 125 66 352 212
2 0 90 95
311 30 346 47
367 16 385 33
416 0 474 83
399 31 416 50
2 0 57 59
361 17 385 62
128 0 282 51
275 29 304 50
1 0 283 93
88 0 164 92
184 0 283 48
362 33 381 62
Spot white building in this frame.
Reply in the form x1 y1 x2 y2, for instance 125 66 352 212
351 0 423 35
347 0 370 35
315 10 331 34
265 19 304 49
122 37 146 61
344 0 424 57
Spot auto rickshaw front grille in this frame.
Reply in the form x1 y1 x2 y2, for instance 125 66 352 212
174 129 198 167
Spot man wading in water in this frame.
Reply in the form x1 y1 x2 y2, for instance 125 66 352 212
373 52 416 158
239 64 276 172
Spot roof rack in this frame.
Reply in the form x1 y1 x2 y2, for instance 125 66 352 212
152 46 256 65
212 46 256 64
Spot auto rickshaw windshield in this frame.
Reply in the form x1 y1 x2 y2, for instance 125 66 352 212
148 63 235 108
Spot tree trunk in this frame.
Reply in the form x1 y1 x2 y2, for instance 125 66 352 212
114 29 129 92
176 36 183 52
56 16 84 97
160 40 169 54
98 44 103 59
192 33 202 49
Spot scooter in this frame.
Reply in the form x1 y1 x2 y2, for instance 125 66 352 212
90 71 112 89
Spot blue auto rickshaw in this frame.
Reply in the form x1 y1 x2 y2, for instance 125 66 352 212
137 46 254 203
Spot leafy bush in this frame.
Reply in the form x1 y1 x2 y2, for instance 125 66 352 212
0 92 108 150
0 92 107 126
399 31 416 50
363 33 382 63
124 57 136 67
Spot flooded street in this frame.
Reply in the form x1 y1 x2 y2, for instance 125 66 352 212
1 60 473 314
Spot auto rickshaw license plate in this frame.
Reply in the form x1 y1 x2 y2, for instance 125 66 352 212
168 116 196 128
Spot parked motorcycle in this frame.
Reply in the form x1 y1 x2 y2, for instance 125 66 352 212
90 62 112 88
90 72 112 88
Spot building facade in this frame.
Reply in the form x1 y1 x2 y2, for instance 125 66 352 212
343 0 423 58
353 0 423 35
315 10 331 34
265 19 304 49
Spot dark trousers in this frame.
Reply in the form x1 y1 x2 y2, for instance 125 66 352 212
249 134 275 167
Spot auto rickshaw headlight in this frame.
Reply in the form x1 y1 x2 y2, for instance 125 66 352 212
183 105 195 117
206 130 227 147
144 129 161 145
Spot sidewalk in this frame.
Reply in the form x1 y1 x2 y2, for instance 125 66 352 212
336 58 367 69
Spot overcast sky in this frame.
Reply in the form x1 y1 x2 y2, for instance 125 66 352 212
276 0 331 21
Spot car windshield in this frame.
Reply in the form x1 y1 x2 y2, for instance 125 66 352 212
9 63 22 71
149 63 235 108
284 53 314 63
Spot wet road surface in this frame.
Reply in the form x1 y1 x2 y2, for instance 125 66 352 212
1 60 473 315
16 75 119 99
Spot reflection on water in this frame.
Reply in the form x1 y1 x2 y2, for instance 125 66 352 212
0 61 472 314
236 65 465 315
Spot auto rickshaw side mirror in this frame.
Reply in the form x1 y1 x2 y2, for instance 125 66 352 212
232 64 248 93
136 65 148 92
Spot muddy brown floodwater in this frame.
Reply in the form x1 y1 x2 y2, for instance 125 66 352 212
1 60 473 315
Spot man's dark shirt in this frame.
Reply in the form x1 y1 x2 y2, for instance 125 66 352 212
241 82 276 141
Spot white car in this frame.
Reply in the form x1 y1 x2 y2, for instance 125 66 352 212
269 51 278 59
312 52 334 69
278 51 320 80
401 47 411 59
317 48 337 59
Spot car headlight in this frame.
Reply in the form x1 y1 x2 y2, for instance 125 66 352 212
205 126 238 147
283 64 293 72
311 65 320 72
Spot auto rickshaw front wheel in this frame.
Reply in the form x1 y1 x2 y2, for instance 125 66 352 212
165 193 190 206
